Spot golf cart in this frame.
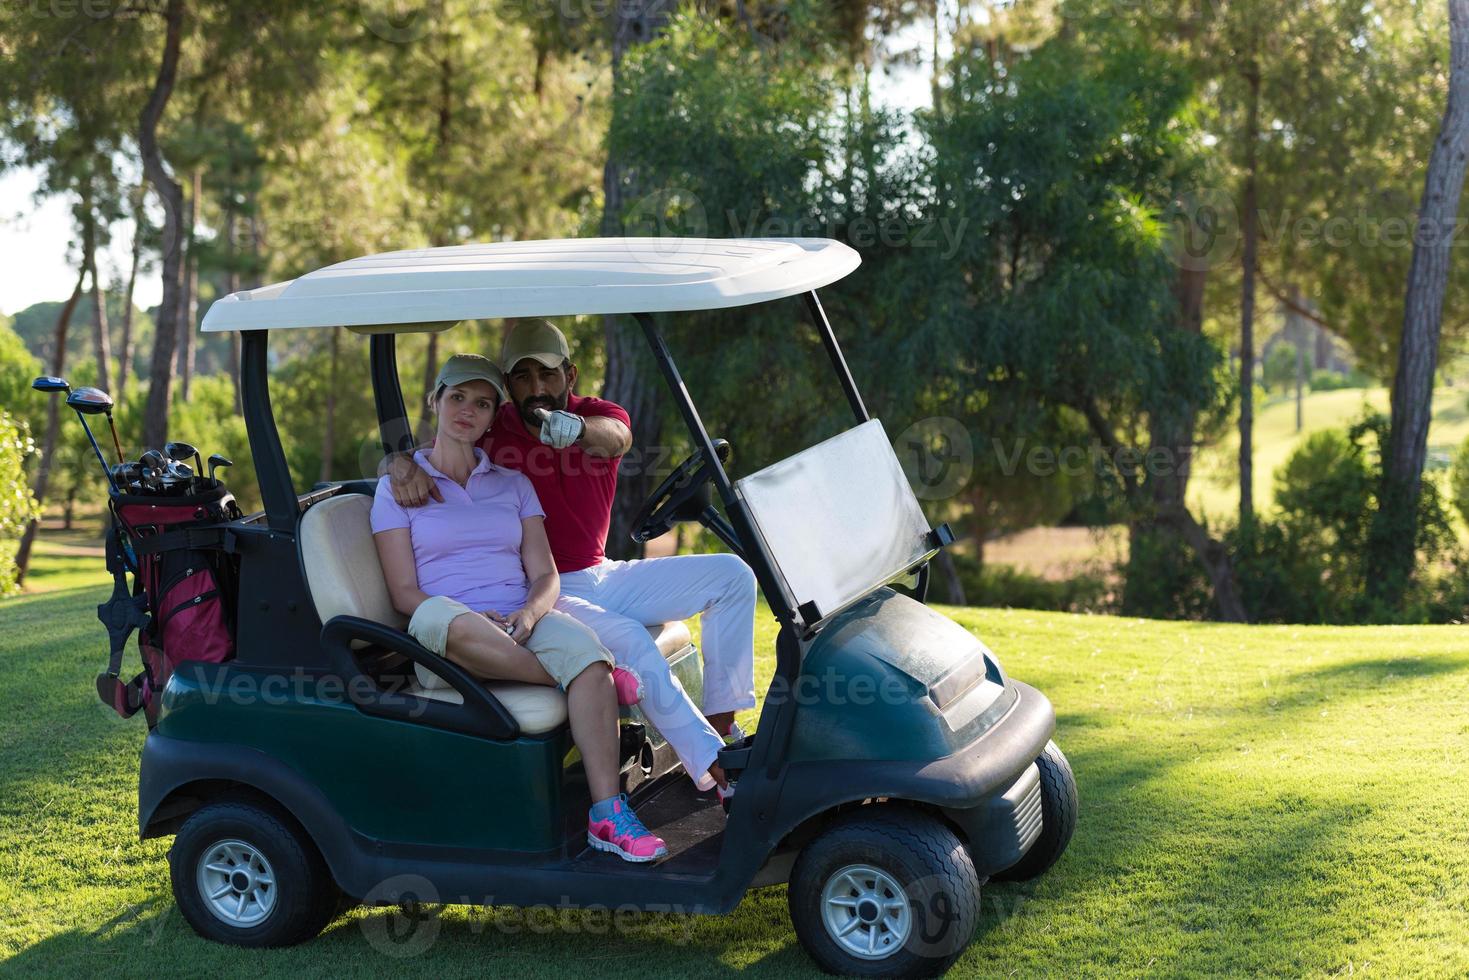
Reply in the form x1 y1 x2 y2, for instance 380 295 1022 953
128 237 1075 976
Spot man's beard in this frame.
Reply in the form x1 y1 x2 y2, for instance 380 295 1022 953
516 392 566 427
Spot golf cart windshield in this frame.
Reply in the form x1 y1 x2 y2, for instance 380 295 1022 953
734 419 932 622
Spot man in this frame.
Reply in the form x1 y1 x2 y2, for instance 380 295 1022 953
387 320 757 742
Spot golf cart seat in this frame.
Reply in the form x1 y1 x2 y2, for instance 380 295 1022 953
298 492 691 735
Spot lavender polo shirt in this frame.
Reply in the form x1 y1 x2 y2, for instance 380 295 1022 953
370 449 546 613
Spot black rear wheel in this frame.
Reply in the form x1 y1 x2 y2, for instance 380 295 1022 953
169 801 341 947
991 740 1077 882
789 809 980 977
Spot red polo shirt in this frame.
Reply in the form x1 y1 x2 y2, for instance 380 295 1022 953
479 392 629 573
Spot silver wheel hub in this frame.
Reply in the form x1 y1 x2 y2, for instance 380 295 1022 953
820 864 912 960
197 838 277 927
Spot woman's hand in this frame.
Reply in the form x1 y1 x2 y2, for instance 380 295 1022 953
502 607 540 643
483 609 537 643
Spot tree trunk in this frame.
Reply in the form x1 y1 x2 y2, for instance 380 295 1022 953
14 265 87 585
1128 263 1249 622
119 182 145 396
600 0 671 560
140 0 187 452
1237 60 1261 532
1291 284 1305 433
321 328 339 484
1369 1 1469 607
418 332 440 442
935 548 967 605
222 198 242 413
177 167 201 401
82 189 112 393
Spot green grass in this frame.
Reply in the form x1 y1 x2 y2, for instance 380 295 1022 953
3 577 1468 976
1189 385 1469 521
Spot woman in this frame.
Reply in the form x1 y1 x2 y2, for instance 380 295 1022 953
371 353 664 863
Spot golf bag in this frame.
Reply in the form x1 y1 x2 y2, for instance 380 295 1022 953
96 482 241 725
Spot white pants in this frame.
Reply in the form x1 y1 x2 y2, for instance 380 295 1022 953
557 553 758 788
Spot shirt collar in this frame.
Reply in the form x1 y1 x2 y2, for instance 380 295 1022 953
414 447 494 481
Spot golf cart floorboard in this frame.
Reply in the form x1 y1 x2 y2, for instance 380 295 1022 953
571 777 726 875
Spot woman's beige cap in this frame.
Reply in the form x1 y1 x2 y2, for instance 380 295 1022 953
502 319 571 371
434 353 507 402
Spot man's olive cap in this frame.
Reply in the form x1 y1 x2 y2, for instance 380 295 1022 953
502 319 572 372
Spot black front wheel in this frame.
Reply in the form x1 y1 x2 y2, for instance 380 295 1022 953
169 801 342 947
991 740 1077 882
789 809 981 977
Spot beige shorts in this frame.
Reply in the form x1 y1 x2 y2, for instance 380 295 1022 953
408 595 613 689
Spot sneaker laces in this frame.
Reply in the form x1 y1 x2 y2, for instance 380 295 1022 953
607 795 655 839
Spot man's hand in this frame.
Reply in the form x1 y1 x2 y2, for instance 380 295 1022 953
387 453 442 508
534 408 585 449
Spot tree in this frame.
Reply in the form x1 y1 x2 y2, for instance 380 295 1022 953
0 412 42 596
601 0 677 559
138 0 188 451
1368 0 1469 608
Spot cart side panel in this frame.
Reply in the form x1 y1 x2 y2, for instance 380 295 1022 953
153 664 571 853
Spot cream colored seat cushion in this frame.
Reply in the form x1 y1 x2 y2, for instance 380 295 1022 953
300 493 694 737
405 622 695 736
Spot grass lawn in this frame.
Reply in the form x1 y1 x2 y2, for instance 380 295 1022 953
3 550 1468 976
1189 385 1469 521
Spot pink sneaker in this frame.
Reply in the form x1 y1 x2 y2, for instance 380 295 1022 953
588 795 668 863
612 665 643 706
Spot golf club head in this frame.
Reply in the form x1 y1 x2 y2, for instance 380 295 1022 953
139 449 167 484
166 461 194 480
111 462 143 491
32 376 70 393
207 453 233 480
165 441 197 463
66 386 114 416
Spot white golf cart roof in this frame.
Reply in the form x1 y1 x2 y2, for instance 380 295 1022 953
200 237 860 333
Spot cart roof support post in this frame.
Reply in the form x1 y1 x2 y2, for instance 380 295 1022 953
240 330 298 532
370 334 414 456
802 291 869 425
633 313 802 679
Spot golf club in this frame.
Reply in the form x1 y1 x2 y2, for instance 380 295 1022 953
32 378 117 493
111 461 142 492
65 386 123 492
165 441 202 474
207 454 233 481
139 449 167 493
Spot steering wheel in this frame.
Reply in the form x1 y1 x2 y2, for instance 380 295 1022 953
630 439 731 543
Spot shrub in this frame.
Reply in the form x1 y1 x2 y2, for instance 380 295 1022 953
951 553 1108 613
1121 526 1213 620
0 412 42 596
1309 368 1370 392
1452 435 1469 528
